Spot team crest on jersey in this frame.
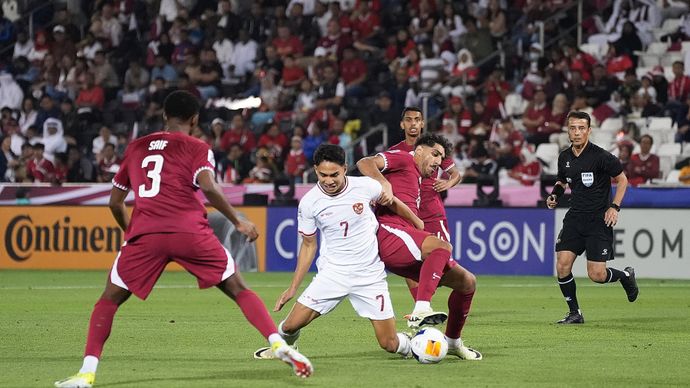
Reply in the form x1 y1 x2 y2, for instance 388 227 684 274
581 172 594 187
353 202 364 214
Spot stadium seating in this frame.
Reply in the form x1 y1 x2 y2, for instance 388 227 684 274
535 143 560 175
666 169 681 183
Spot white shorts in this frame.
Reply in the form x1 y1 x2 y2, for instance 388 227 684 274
297 269 395 320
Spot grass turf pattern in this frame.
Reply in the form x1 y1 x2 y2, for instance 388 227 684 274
1 271 689 387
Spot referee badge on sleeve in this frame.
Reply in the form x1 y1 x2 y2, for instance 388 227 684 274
581 172 594 187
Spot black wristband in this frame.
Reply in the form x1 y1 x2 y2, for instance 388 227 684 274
610 203 620 212
550 184 565 199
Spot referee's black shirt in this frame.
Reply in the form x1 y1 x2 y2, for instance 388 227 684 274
557 141 624 213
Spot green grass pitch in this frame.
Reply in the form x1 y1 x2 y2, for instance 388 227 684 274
1 270 689 387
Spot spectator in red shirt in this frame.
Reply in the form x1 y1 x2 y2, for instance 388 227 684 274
523 87 552 146
285 136 307 183
328 2 352 35
26 142 55 183
351 1 380 43
668 61 690 118
220 114 256 153
257 121 288 160
490 118 524 169
75 72 105 111
281 55 306 89
484 66 510 118
605 43 633 79
97 143 121 183
385 29 416 62
339 46 367 99
443 95 472 137
546 93 569 133
564 43 597 82
505 145 542 186
627 134 660 186
316 19 353 60
272 24 304 58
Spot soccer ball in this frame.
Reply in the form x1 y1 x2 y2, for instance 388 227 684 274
410 327 448 364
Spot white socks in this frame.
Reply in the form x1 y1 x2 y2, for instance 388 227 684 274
412 301 431 314
396 333 411 356
79 355 99 374
268 333 285 348
445 336 461 349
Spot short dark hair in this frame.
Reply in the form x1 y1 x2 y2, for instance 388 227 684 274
401 106 423 121
163 90 200 121
414 133 452 158
313 144 346 166
566 111 591 128
640 134 653 144
33 142 45 150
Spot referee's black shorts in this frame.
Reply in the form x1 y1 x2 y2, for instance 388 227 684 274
555 211 613 262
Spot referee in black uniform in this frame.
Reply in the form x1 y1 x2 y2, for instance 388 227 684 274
546 111 639 324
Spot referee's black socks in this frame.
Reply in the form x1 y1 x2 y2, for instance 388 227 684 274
557 273 579 312
603 267 626 283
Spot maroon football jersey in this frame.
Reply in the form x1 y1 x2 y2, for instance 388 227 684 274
375 149 421 227
388 141 454 222
113 131 216 240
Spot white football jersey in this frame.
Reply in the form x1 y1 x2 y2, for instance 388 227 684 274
298 176 383 274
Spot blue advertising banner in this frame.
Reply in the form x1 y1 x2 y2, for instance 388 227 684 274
445 208 555 275
265 207 318 272
266 207 555 275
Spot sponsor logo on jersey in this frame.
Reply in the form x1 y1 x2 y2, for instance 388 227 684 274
353 202 364 214
581 172 594 187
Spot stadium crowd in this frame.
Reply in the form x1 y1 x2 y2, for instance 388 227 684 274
1 0 690 187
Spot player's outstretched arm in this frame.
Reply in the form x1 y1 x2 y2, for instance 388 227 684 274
109 187 131 230
197 170 259 242
388 197 424 230
546 181 567 209
275 234 318 312
356 155 393 205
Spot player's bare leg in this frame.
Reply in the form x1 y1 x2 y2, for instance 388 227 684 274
370 318 412 357
438 265 482 360
254 302 320 359
218 273 313 378
55 280 131 388
405 236 452 328
555 250 584 324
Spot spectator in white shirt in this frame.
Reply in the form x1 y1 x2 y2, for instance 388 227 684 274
91 125 118 159
230 30 258 78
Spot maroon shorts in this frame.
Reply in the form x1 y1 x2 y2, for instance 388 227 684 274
424 218 458 270
110 231 235 300
377 222 453 281
424 219 451 242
